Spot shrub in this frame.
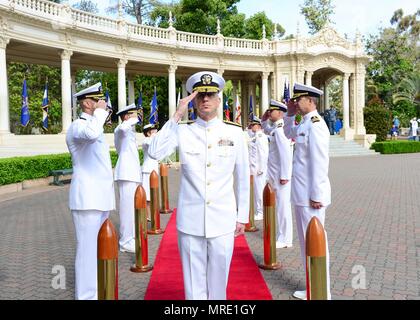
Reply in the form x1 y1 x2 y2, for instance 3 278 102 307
364 97 392 142
0 149 144 186
371 141 420 154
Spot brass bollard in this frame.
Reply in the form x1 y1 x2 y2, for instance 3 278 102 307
159 163 173 214
97 219 119 300
130 185 153 273
258 183 281 270
306 217 328 300
245 175 258 232
148 170 164 235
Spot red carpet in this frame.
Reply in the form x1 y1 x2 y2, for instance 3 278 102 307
145 210 272 300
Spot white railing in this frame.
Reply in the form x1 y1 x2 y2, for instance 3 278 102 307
176 31 218 47
10 0 60 16
4 0 278 55
128 23 170 40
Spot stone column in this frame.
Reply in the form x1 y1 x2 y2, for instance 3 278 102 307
71 73 77 121
217 69 224 120
168 65 177 119
340 73 354 140
181 79 188 121
261 72 269 115
305 71 313 86
355 70 366 135
232 80 238 122
117 59 127 113
324 81 330 111
0 36 10 135
127 75 135 105
61 50 73 133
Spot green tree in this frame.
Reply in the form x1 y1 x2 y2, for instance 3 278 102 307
300 0 335 35
364 97 392 142
244 12 284 40
393 73 420 117
107 0 163 24
72 0 99 14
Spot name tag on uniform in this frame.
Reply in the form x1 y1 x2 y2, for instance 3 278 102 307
218 138 234 147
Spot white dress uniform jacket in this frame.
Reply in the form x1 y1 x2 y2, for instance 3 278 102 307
114 117 142 183
66 109 115 211
283 110 331 207
266 119 292 183
248 130 269 176
148 117 250 238
142 136 159 174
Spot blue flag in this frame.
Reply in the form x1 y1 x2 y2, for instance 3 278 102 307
283 81 290 103
21 79 30 127
149 88 158 125
137 90 143 124
41 81 49 130
104 89 113 124
248 94 254 123
188 100 196 120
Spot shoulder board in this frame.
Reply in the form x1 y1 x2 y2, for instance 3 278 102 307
79 117 86 121
277 123 283 128
311 116 320 123
223 120 242 127
179 120 195 125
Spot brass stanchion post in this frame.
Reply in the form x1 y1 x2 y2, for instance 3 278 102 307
159 163 173 214
97 219 119 300
258 183 281 270
245 175 258 232
306 217 328 300
130 185 153 273
148 170 164 235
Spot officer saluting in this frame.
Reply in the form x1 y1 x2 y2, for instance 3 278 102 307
283 83 331 300
262 100 293 248
149 71 250 300
114 103 142 253
66 83 115 300
247 116 269 221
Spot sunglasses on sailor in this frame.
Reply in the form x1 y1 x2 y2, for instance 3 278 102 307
196 92 218 100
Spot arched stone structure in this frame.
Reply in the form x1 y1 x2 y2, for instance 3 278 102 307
0 0 373 148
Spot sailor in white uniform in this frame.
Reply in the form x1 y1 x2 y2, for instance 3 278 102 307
283 83 332 300
114 103 142 253
263 100 293 248
141 124 159 211
247 116 269 221
66 82 115 300
148 71 250 300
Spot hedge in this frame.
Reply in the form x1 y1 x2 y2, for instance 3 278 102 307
371 141 420 154
0 149 144 186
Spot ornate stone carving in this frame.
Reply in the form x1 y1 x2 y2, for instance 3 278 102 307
307 25 351 50
0 36 10 49
168 65 177 73
60 49 73 60
117 58 128 68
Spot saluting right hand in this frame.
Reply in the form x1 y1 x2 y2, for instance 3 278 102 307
95 99 107 110
174 91 198 122
287 100 297 116
261 110 270 122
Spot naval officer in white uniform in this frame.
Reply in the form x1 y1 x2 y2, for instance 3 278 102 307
66 83 115 300
114 103 142 253
283 83 331 300
247 116 269 221
141 124 159 203
149 71 250 300
262 100 293 248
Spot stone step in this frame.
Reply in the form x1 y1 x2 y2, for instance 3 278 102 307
329 135 379 157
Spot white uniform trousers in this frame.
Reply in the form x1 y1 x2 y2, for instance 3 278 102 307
272 181 293 245
253 173 266 215
178 231 235 300
117 180 139 247
72 210 110 300
294 206 331 298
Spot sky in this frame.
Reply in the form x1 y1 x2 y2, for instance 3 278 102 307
66 0 419 39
